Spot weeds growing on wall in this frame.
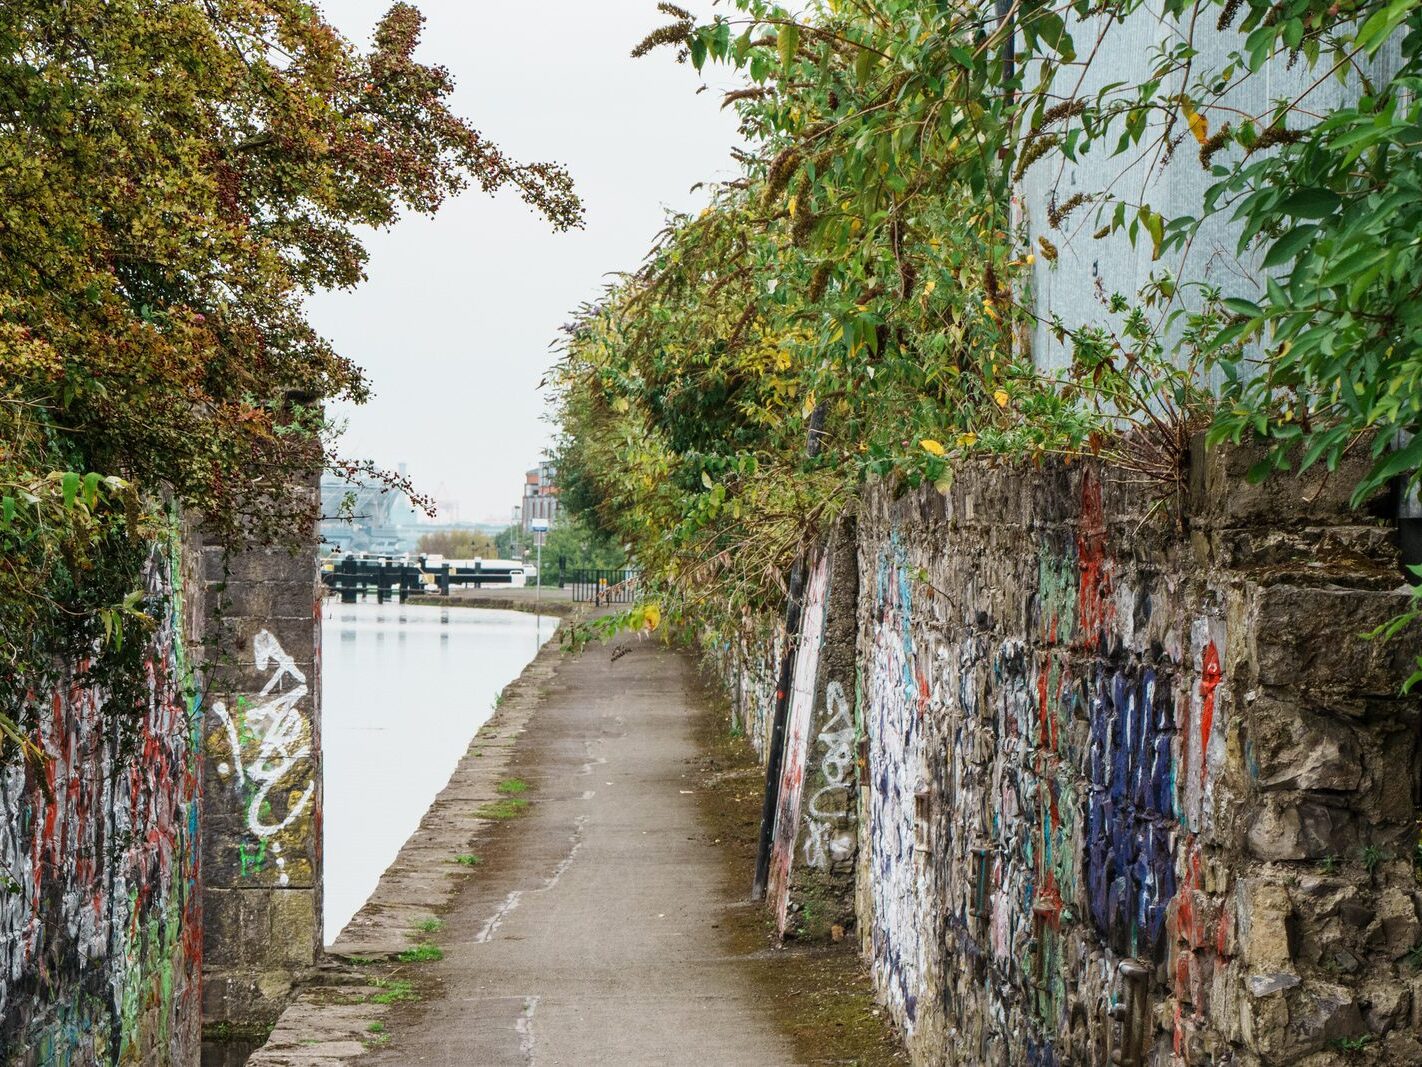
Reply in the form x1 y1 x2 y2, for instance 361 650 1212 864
552 0 1422 665
0 2 583 743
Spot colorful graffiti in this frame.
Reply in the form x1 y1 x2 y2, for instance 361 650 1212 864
0 539 201 1064
864 541 929 1031
859 471 1237 1064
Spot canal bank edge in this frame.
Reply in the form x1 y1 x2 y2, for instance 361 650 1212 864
405 589 582 618
233 622 567 1066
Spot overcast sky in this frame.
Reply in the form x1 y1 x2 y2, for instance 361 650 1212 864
306 1 742 524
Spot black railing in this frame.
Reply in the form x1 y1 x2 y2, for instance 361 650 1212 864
565 568 638 605
321 556 521 603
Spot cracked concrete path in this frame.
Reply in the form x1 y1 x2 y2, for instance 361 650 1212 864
362 637 801 1066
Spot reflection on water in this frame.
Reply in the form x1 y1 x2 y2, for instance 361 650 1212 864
320 601 552 942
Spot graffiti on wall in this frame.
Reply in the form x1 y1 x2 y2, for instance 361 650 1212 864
703 617 784 760
0 541 201 1065
864 540 930 1031
802 680 855 871
213 629 314 883
860 472 1236 1064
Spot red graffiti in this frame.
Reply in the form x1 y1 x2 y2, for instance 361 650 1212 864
1075 472 1114 649
1169 835 1232 1056
7 551 203 1048
1037 668 1050 748
1197 641 1222 785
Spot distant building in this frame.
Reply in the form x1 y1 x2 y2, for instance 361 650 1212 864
320 462 420 555
521 461 559 533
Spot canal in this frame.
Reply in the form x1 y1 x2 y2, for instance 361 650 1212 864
320 600 555 940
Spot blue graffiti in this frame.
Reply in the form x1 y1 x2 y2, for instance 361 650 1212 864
1085 664 1177 958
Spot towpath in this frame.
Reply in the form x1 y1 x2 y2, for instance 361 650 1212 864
256 634 799 1066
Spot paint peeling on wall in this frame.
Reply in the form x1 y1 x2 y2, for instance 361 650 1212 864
768 551 831 932
0 537 201 1065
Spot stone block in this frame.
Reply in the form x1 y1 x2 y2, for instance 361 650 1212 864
1237 881 1294 969
208 577 319 623
203 887 319 972
1246 972 1300 997
1282 982 1366 1055
1383 1031 1422 1063
1246 799 1356 861
1247 701 1362 793
204 544 317 586
1361 977 1411 1033
1208 526 1399 583
201 970 301 1030
1248 584 1420 696
1190 438 1385 529
1369 887 1420 961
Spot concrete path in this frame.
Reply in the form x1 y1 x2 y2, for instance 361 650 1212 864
362 638 800 1066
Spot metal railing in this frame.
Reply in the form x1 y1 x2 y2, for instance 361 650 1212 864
565 568 638 605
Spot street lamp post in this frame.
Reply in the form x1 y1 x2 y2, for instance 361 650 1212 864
530 517 549 645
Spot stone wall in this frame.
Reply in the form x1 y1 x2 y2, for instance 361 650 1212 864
712 615 783 760
856 446 1422 1065
0 533 203 1065
200 533 323 1035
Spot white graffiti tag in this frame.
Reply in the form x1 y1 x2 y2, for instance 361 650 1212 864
213 630 315 844
803 681 856 869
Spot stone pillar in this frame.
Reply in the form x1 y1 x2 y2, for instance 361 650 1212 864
786 516 861 935
766 517 862 938
200 530 322 1036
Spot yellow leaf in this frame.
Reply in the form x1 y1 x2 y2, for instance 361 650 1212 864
1183 101 1208 146
955 431 978 447
923 279 936 296
802 393 816 418
993 389 1010 408
643 603 661 631
919 438 946 457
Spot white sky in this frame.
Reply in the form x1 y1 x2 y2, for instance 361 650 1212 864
306 1 742 524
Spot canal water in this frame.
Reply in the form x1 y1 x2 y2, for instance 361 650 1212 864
320 601 555 941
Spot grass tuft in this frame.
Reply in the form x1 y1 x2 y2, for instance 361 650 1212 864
367 979 417 1005
397 943 444 963
477 797 529 820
